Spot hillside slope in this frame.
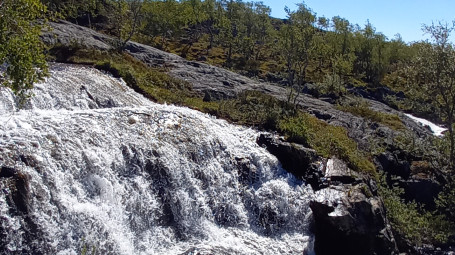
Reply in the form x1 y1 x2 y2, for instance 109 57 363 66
42 21 432 147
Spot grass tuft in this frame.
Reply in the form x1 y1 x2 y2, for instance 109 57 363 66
337 98 405 131
278 113 376 174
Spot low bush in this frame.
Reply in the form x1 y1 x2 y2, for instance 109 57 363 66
337 98 405 130
217 91 296 129
316 73 346 97
379 175 453 246
278 113 376 174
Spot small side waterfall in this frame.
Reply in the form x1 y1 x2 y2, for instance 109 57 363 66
0 64 314 254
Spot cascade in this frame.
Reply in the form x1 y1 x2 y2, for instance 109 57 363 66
0 64 314 254
404 113 447 137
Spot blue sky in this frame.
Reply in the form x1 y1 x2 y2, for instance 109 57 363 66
261 0 455 43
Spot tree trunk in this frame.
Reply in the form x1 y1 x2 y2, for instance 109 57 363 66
226 43 233 67
88 12 92 29
209 30 214 49
448 115 455 170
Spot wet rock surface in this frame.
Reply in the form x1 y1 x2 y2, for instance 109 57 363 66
258 134 398 254
310 168 398 255
256 134 322 189
310 185 398 255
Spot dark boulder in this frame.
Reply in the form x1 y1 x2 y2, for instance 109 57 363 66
0 166 16 178
257 134 322 189
0 166 45 253
377 151 411 179
310 185 398 255
1 168 32 214
378 151 444 209
399 176 442 210
257 134 398 254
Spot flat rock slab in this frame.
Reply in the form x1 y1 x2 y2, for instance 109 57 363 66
322 157 362 184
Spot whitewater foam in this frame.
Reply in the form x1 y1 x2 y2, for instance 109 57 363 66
0 64 314 254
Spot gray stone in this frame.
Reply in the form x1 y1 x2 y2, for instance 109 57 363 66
311 185 398 255
257 134 322 189
321 157 362 185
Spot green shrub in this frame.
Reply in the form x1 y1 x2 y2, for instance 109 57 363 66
217 91 296 129
379 175 453 246
337 98 405 130
436 180 455 224
278 113 376 174
316 73 346 97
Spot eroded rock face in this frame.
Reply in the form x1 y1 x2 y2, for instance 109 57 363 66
310 159 398 255
320 157 365 185
256 134 322 189
41 21 433 146
258 134 398 255
311 185 398 255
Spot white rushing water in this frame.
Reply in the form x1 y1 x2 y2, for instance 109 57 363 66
404 113 447 137
0 64 314 254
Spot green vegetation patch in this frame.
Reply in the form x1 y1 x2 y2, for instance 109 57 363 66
278 113 376 174
337 99 405 130
216 92 376 174
379 176 454 246
217 90 296 129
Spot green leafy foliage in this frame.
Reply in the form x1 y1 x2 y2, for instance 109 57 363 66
436 180 455 225
42 0 421 89
404 22 455 169
0 0 48 102
217 90 296 129
42 0 97 21
379 175 454 246
141 0 188 49
279 3 316 88
109 0 145 49
316 73 346 97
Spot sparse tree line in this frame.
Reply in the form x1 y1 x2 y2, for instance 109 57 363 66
0 0 430 87
38 1 410 82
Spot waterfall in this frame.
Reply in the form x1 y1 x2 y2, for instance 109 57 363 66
0 64 314 254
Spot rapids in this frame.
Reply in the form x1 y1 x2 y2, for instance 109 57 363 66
404 113 447 137
0 64 314 254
